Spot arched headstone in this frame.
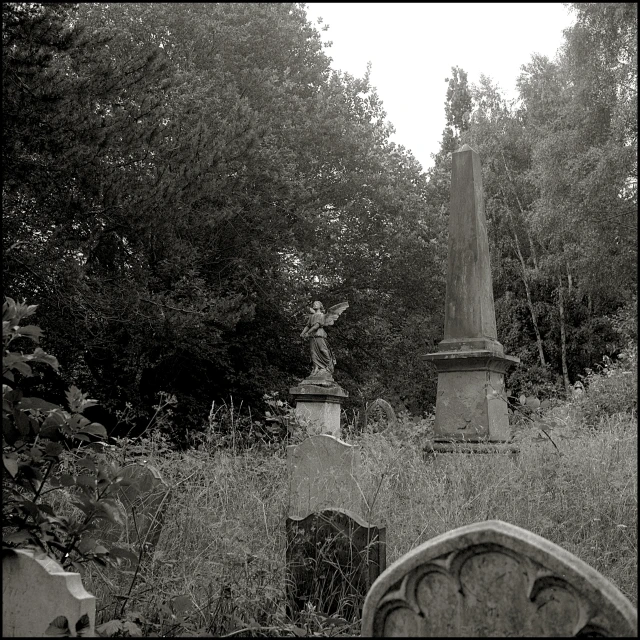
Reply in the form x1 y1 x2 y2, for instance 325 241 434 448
366 398 397 432
361 520 637 637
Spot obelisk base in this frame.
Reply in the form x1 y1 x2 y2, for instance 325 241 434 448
423 349 519 449
290 377 348 438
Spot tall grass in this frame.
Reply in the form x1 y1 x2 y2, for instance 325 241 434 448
76 351 636 636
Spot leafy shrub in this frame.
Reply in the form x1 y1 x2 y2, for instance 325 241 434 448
2 298 135 573
577 343 637 426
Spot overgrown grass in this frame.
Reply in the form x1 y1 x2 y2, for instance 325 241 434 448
74 349 636 636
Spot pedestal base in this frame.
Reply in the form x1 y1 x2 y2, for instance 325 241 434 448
290 380 348 437
424 349 519 443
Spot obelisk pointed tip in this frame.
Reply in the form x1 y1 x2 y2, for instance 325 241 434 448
456 143 476 153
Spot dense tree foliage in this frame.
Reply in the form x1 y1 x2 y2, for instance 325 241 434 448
3 3 636 442
3 2 444 439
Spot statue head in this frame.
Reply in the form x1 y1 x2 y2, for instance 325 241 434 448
312 301 324 311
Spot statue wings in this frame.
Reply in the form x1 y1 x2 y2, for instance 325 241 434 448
323 301 349 327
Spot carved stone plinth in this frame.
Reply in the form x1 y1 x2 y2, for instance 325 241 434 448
424 349 519 444
290 378 348 437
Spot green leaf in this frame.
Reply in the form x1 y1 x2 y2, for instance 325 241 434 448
77 537 98 554
44 442 64 457
12 360 33 377
76 474 97 488
60 473 76 487
31 348 59 371
96 500 126 527
79 423 107 439
18 462 43 481
123 621 142 637
20 397 61 412
3 455 18 477
13 408 30 435
16 325 43 342
45 615 70 636
110 547 139 565
65 385 97 413
96 619 123 637
3 530 32 545
77 457 96 473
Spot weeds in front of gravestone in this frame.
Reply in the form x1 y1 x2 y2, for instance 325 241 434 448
2 298 139 576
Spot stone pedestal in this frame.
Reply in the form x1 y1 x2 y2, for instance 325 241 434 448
424 349 519 444
424 144 519 451
289 378 348 437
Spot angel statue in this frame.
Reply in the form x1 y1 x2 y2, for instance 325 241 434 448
300 301 349 379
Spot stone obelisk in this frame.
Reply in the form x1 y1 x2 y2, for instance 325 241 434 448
424 144 519 452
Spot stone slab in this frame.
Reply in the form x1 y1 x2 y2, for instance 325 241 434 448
287 508 386 622
432 367 509 441
287 434 364 518
361 520 638 637
3 548 96 637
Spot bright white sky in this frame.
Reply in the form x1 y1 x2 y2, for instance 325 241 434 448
304 3 575 171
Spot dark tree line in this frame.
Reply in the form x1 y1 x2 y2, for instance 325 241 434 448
3 3 636 441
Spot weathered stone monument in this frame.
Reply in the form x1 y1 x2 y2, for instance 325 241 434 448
424 145 519 452
361 520 638 637
286 434 386 621
3 548 96 637
290 301 349 437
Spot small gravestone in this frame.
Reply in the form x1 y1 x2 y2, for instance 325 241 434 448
287 508 386 622
3 548 96 637
98 463 170 550
287 434 365 518
361 520 637 637
366 398 397 432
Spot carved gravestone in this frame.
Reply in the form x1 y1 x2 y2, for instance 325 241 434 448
98 463 171 550
361 520 638 637
286 435 386 621
287 508 386 622
287 434 365 518
3 548 96 637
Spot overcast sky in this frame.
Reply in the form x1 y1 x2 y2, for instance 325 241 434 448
304 3 575 171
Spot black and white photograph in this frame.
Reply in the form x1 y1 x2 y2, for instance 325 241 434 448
2 3 637 637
